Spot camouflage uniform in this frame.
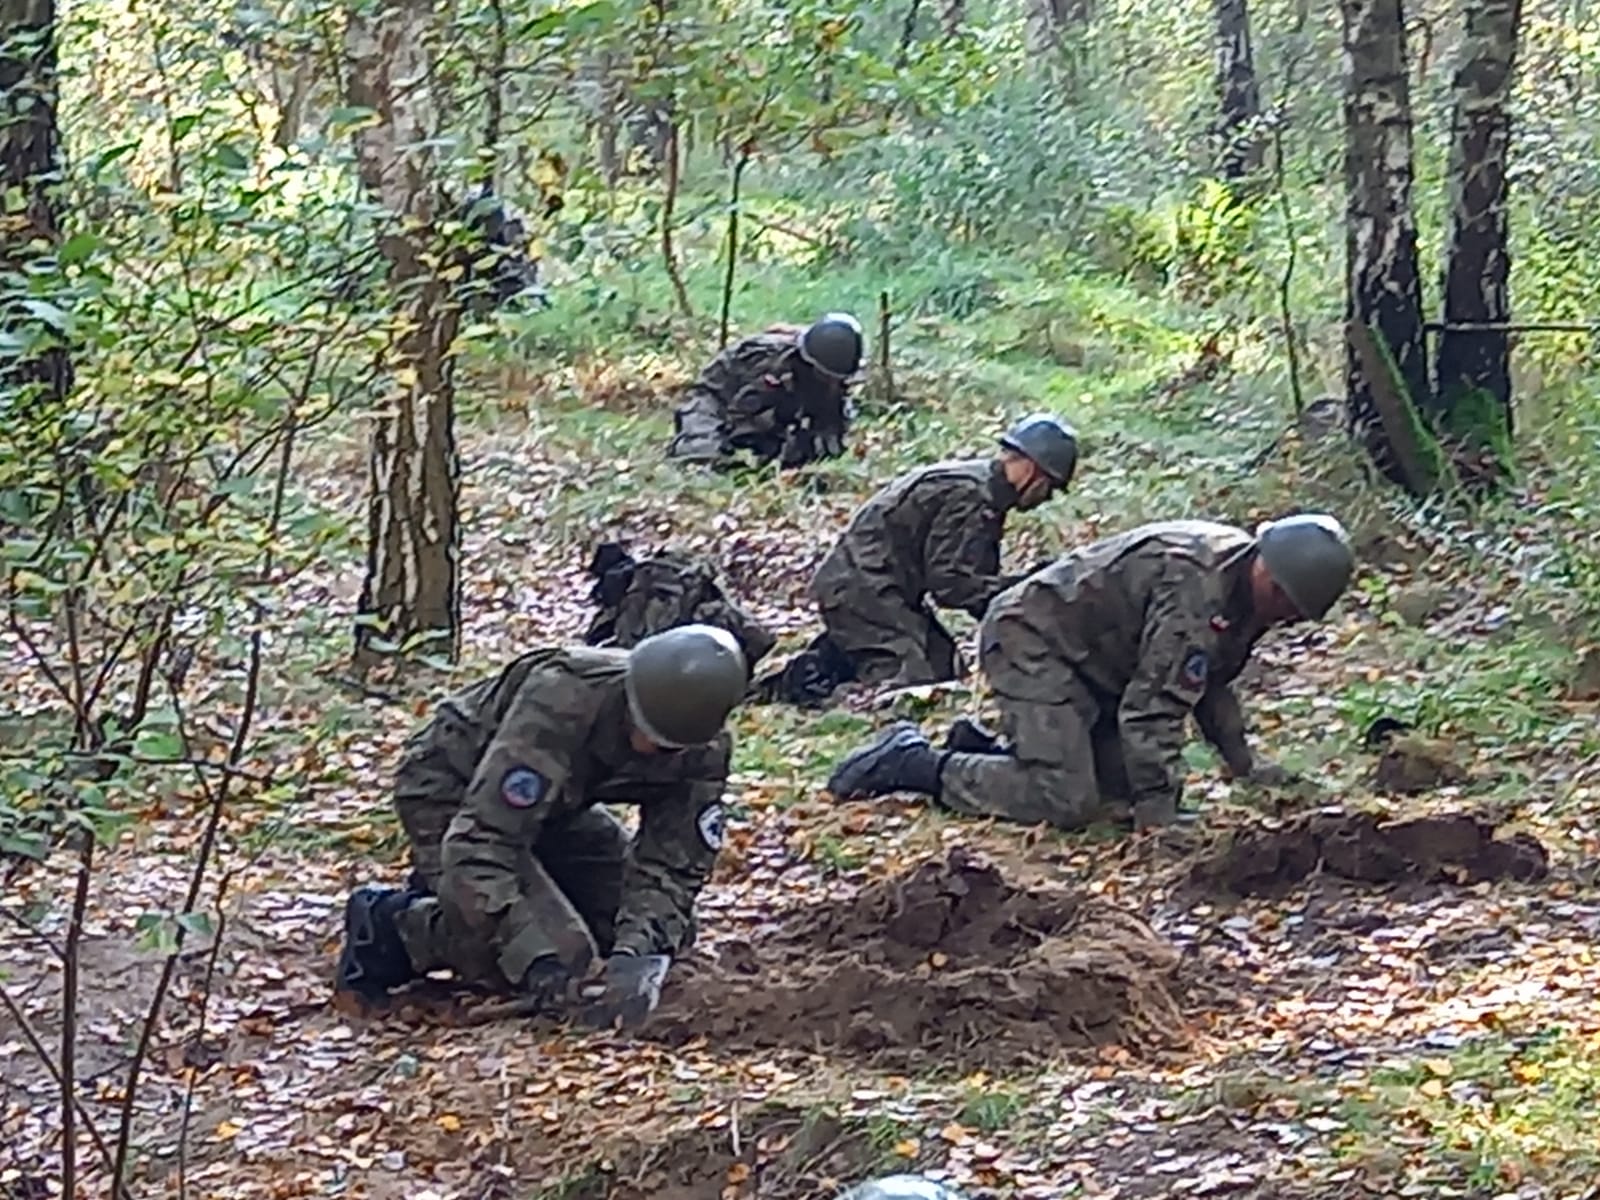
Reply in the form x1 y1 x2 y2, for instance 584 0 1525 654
584 545 777 670
667 330 852 468
808 459 1024 687
940 520 1263 828
391 646 731 987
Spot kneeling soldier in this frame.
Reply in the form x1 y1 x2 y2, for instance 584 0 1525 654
334 625 748 1029
827 515 1354 830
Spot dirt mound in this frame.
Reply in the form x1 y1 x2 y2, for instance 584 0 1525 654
1193 809 1549 896
647 847 1185 1070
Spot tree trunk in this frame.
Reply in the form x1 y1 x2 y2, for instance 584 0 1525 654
1213 0 1264 178
1434 0 1521 448
1341 0 1430 491
0 0 71 407
941 0 965 38
1025 0 1091 55
345 0 462 666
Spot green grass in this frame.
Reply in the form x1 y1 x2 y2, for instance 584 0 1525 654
1334 1029 1600 1192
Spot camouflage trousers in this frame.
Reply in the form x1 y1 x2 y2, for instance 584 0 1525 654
939 673 1134 830
666 389 728 463
392 763 632 986
818 591 963 688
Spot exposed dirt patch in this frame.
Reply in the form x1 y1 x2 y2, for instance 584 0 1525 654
1191 809 1550 897
645 847 1186 1070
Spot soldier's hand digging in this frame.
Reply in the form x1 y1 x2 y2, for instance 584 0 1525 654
577 952 670 1030
520 957 574 1012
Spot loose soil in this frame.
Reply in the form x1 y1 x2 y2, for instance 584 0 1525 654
1191 808 1550 897
645 846 1186 1070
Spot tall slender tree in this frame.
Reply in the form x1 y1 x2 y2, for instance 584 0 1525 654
1434 0 1522 445
1213 0 1263 178
345 0 462 666
1341 0 1429 487
1 0 71 409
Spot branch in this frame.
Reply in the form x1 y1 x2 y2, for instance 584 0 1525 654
0 979 122 1189
1424 321 1600 334
61 833 94 1200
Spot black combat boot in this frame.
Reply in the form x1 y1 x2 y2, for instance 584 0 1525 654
943 717 1002 755
827 723 948 800
334 885 420 1001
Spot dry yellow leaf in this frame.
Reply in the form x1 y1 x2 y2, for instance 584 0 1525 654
727 1163 751 1183
940 1122 969 1145
436 1113 463 1132
1419 1079 1445 1099
893 1139 920 1158
1422 1058 1453 1077
214 1120 242 1141
1512 1061 1543 1083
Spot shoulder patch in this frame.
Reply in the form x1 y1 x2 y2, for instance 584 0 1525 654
696 804 726 852
1180 648 1210 690
501 767 548 809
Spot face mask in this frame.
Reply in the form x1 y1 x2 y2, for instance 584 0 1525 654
1016 475 1054 510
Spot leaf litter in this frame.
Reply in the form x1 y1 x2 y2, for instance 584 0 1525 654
4 358 1600 1199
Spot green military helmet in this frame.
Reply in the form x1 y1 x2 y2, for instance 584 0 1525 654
625 623 748 748
998 412 1079 485
799 312 865 380
1255 512 1355 620
835 1176 968 1200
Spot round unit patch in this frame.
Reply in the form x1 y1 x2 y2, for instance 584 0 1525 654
696 804 727 852
501 767 548 809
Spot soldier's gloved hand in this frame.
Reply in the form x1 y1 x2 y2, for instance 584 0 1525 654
814 427 846 459
520 956 573 1011
576 952 670 1030
778 426 815 468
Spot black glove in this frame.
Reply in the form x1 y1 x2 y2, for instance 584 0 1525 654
521 957 573 1011
813 425 846 459
778 425 816 469
576 952 670 1030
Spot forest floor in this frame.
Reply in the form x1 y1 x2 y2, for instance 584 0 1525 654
5 257 1600 1200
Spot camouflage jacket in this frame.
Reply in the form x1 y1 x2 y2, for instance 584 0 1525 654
688 331 852 465
419 647 731 980
978 520 1265 805
809 458 1022 619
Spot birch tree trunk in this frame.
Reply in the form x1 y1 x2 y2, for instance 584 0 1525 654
1434 0 1521 445
942 0 965 39
346 0 462 666
1025 0 1092 56
1213 0 1264 178
1 0 71 407
1341 0 1430 489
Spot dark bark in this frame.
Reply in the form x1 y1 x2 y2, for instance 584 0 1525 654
1341 0 1430 491
895 0 923 67
717 152 750 348
346 0 462 666
941 0 965 39
0 0 71 406
1213 0 1264 178
1434 0 1521 443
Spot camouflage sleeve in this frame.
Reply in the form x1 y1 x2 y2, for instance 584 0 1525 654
437 667 603 986
1194 683 1254 776
922 488 1007 617
1117 566 1219 807
611 738 732 958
